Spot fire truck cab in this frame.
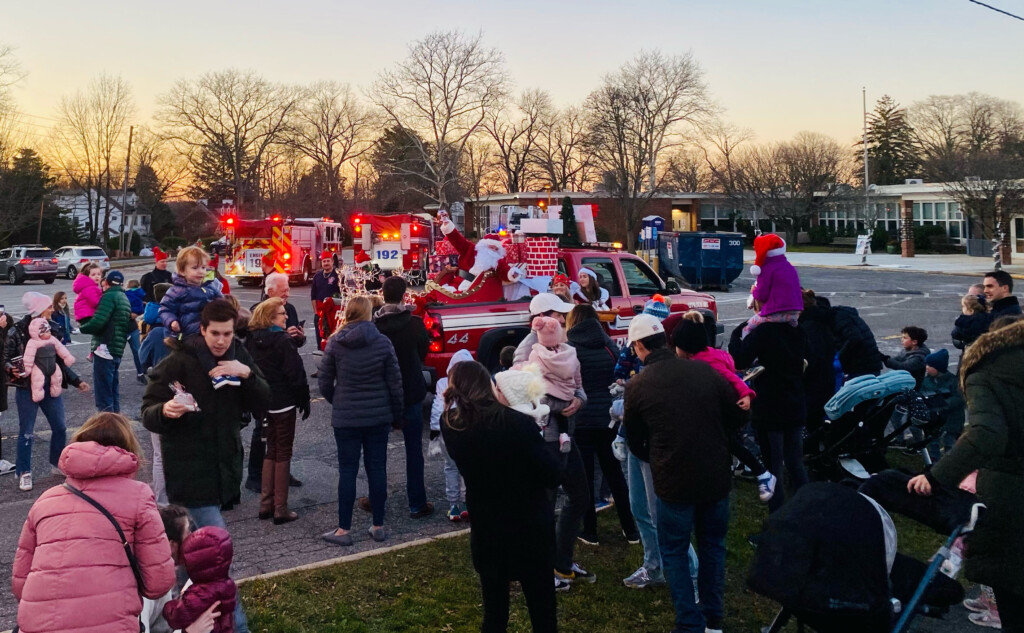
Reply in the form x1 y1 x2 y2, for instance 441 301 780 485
351 213 433 279
222 214 343 285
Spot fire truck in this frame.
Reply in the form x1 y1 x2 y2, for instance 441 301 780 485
221 214 343 285
351 212 434 282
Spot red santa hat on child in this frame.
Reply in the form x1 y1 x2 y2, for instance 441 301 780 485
750 233 787 277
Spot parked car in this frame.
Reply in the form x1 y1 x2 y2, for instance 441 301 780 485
0 245 58 285
54 245 110 280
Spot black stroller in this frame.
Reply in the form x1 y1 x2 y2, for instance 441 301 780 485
748 481 980 633
805 371 947 482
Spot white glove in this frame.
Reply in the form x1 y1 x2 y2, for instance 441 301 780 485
559 433 572 454
609 398 624 422
608 382 625 398
439 218 456 235
612 437 628 462
428 437 444 460
507 264 526 282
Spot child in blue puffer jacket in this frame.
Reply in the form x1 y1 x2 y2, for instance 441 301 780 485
158 246 223 337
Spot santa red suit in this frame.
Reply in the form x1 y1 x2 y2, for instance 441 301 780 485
433 218 524 303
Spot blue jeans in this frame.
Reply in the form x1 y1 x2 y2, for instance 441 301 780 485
627 452 663 577
334 424 390 529
402 403 428 512
657 496 729 632
127 329 143 375
92 355 121 412
187 506 249 633
15 388 66 476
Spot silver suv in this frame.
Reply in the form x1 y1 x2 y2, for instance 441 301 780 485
0 245 58 285
54 245 110 280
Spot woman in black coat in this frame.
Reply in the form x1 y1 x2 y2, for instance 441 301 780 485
246 297 311 524
799 290 838 434
566 305 638 545
441 361 560 633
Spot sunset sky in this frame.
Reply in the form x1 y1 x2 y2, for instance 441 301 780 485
3 0 1023 147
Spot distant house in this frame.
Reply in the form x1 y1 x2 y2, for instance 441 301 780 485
52 188 152 238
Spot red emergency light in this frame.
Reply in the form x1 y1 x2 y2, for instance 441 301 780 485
271 214 282 223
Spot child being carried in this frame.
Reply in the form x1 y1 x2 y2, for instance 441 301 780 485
525 316 582 453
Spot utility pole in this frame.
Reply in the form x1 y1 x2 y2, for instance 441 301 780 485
117 125 134 256
36 199 44 244
862 87 870 265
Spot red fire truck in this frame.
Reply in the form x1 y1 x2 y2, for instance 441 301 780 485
351 212 434 280
221 214 343 285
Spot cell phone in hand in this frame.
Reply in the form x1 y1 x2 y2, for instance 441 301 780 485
448 255 459 267
297 320 306 328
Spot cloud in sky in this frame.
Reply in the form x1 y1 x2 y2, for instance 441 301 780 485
4 0 1023 145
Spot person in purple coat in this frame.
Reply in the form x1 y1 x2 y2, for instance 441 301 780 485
743 233 803 339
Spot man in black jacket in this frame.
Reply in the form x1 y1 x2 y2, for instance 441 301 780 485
140 248 173 304
372 276 433 518
983 270 1022 319
623 314 746 633
829 304 882 378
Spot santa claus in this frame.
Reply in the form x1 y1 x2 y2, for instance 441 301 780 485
434 212 524 303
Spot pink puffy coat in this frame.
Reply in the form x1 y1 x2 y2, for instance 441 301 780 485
12 441 176 633
72 273 103 323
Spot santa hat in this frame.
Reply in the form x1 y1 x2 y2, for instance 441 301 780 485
494 364 551 426
261 252 275 268
319 250 333 261
153 247 168 262
552 273 570 288
750 234 787 277
532 316 564 347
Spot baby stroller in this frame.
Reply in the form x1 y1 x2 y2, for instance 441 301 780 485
749 481 980 633
805 371 946 482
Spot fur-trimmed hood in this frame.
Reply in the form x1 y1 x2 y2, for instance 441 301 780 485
960 319 1024 391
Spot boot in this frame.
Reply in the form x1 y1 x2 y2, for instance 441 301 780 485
273 460 298 524
258 459 274 519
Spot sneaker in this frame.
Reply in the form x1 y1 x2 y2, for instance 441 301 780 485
757 472 777 503
622 566 664 589
964 586 997 613
554 576 571 592
735 465 757 481
244 478 261 493
367 526 388 542
447 504 464 522
93 344 113 360
968 611 1002 629
211 375 241 389
19 472 32 491
623 530 641 544
555 562 595 584
594 498 612 512
577 533 600 546
0 459 15 476
410 502 434 519
460 507 470 521
137 373 147 385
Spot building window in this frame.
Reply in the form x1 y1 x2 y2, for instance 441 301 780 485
700 203 715 220
922 203 933 220
935 202 947 220
949 222 961 239
913 202 922 220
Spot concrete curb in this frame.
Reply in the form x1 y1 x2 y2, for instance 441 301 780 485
235 527 472 585
742 258 1024 280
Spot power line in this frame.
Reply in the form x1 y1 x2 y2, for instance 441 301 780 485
968 0 1024 21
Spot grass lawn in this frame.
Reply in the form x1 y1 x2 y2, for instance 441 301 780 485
242 463 947 632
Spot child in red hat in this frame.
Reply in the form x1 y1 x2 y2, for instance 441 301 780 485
743 234 803 338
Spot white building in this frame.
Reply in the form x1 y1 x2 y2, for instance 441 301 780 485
52 189 152 238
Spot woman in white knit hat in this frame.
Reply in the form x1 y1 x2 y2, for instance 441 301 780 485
571 267 610 310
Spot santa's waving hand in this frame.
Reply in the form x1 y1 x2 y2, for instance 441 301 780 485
438 213 524 295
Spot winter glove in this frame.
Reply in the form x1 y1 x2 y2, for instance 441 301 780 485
559 433 572 454
609 398 624 422
298 401 311 421
428 437 444 460
608 382 625 398
612 436 628 462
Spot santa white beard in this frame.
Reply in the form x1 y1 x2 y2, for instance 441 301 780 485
469 240 506 276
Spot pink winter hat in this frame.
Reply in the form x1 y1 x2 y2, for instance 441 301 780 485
22 292 51 317
532 316 563 347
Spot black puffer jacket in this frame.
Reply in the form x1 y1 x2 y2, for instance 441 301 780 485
374 304 428 407
567 318 618 430
830 305 882 377
3 314 82 393
318 320 403 429
245 328 310 416
800 304 838 428
730 321 807 432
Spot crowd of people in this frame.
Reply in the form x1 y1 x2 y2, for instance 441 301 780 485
0 236 1022 633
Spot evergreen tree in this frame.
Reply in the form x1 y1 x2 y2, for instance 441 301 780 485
559 196 581 246
856 96 920 186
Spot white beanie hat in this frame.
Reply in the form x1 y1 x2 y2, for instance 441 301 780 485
494 364 550 426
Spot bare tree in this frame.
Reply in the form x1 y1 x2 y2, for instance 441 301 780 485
371 29 508 208
584 49 713 249
157 69 299 214
132 126 191 200
460 137 500 209
486 89 551 193
724 132 852 243
699 120 753 195
288 81 377 217
50 74 134 243
660 147 713 192
532 105 594 191
0 44 26 167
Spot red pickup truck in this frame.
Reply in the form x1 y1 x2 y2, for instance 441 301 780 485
419 246 719 384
